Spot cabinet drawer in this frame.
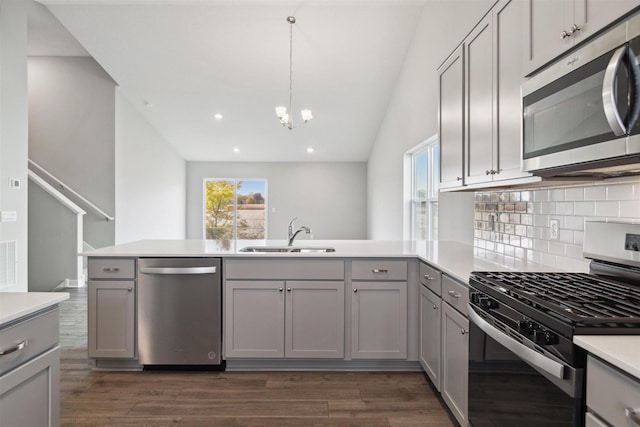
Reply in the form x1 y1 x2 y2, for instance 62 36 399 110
442 275 468 316
420 262 442 295
0 308 59 376
587 356 640 427
88 258 136 279
225 259 344 280
352 260 407 281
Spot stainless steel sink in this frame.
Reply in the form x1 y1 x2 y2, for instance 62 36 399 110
239 246 335 253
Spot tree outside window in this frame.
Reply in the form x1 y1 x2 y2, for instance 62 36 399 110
204 179 267 240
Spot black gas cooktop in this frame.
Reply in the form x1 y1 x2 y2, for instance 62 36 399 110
469 271 640 333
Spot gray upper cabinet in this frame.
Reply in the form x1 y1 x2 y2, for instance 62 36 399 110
466 0 531 186
438 45 465 190
526 0 639 75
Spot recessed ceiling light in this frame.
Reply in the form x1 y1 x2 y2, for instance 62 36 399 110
233 148 240 153
214 113 223 120
306 147 314 153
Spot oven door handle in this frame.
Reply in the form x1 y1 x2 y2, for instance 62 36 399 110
602 45 629 136
467 304 565 380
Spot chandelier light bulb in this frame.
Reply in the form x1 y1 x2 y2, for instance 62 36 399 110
301 109 313 122
275 106 287 118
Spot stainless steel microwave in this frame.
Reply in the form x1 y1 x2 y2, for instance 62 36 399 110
521 11 640 177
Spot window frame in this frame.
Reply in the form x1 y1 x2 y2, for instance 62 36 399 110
404 135 439 240
202 178 268 240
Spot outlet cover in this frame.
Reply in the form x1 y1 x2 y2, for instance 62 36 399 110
550 219 559 240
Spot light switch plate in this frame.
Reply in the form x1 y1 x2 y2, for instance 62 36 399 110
1 211 17 222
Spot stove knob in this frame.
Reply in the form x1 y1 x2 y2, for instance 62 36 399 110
521 321 539 336
534 329 558 346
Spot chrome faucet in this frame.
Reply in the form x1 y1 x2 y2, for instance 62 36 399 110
288 217 311 246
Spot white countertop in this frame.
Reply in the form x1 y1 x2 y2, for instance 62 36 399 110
0 292 69 326
82 239 562 283
574 335 640 380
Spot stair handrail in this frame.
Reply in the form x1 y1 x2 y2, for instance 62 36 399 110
28 170 86 216
28 159 114 221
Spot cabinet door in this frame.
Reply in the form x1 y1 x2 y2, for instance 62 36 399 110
224 281 285 358
88 280 135 358
419 285 441 391
526 0 574 74
351 282 407 359
285 281 345 359
439 45 465 189
465 15 495 185
441 303 469 427
573 0 639 45
0 346 60 427
495 0 532 181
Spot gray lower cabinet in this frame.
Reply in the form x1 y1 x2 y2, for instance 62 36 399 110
224 280 345 359
441 300 469 427
351 281 408 359
419 283 441 390
87 257 137 359
586 355 640 427
0 308 62 427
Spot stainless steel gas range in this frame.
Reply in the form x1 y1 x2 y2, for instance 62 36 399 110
467 222 640 427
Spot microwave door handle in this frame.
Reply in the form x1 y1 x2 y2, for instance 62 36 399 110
627 48 640 130
467 304 565 380
602 45 628 136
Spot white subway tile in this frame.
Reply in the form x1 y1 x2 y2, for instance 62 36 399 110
534 190 549 202
556 202 573 215
573 230 584 245
607 184 634 201
573 259 590 273
521 191 531 202
534 239 549 252
514 247 525 260
574 201 595 216
504 245 515 257
559 229 573 243
564 187 584 201
515 225 527 236
533 215 549 227
520 237 532 249
584 186 606 200
564 243 582 259
620 200 640 218
540 202 556 214
540 253 558 268
528 250 540 263
594 201 619 217
509 235 521 246
550 189 565 201
548 241 564 255
565 216 585 230
555 255 575 271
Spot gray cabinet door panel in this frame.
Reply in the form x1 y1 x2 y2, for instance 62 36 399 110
88 280 136 358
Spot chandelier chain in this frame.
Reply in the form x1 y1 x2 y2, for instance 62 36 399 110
288 19 293 125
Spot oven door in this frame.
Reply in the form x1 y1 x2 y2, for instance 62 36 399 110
468 304 584 427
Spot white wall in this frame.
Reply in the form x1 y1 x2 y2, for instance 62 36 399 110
0 0 29 292
28 56 116 249
186 162 367 241
367 0 493 241
115 90 186 244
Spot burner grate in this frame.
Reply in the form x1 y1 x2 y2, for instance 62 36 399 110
474 272 640 325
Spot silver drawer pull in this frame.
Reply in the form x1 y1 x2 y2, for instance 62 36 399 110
103 267 120 272
448 290 461 298
626 408 640 426
0 340 28 356
423 275 434 280
372 268 388 273
432 304 439 310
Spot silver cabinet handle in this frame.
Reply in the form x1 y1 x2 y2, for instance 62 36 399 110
0 340 28 356
353 288 358 293
603 45 628 136
448 290 461 298
568 24 580 35
287 288 291 292
456 176 462 181
103 267 120 272
461 329 468 335
626 408 640 426
423 274 434 281
561 30 571 39
127 287 133 292
432 304 439 310
468 304 565 379
139 266 217 275
372 268 388 273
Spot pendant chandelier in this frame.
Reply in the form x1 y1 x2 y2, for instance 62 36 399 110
275 16 312 130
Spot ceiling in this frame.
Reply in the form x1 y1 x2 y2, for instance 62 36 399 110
31 0 426 162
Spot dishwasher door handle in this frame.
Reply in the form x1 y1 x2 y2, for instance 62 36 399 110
139 266 217 275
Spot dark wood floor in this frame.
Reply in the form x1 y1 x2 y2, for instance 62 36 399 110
56 288 455 427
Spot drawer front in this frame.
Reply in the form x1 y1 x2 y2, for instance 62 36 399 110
419 262 442 295
88 258 136 279
351 260 407 281
225 259 344 280
0 308 59 376
442 275 468 316
587 356 640 427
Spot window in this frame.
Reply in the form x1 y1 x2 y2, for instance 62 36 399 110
405 136 438 240
204 179 267 240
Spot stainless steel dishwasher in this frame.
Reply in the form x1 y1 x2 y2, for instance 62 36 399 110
137 257 223 368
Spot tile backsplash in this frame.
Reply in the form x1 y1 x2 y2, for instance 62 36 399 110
473 178 640 272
